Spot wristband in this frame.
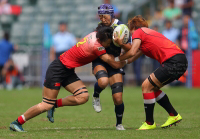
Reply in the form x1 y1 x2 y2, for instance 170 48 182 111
125 59 128 64
115 57 120 61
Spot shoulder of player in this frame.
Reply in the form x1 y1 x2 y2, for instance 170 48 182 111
93 40 105 51
117 20 123 25
111 19 122 27
134 28 147 34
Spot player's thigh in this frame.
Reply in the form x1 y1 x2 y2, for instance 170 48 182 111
109 73 123 86
142 67 172 93
43 86 59 101
93 65 107 75
64 79 88 99
142 73 162 93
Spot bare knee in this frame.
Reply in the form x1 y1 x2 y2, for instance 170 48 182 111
113 95 123 105
98 77 109 89
75 93 90 105
112 92 123 105
141 80 150 93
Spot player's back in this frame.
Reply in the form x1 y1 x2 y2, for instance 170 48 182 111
137 27 184 64
60 32 106 69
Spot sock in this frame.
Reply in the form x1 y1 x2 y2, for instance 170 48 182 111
93 82 104 98
115 102 124 126
155 90 178 116
16 115 26 125
143 92 156 125
55 99 63 108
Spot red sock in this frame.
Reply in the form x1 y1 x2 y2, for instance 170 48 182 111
17 115 26 125
169 113 175 116
56 99 63 107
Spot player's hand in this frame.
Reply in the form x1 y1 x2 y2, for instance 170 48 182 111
113 32 124 46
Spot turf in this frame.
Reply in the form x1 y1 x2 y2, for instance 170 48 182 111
0 87 200 139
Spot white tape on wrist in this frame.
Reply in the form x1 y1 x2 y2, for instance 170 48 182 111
125 59 128 64
115 57 120 61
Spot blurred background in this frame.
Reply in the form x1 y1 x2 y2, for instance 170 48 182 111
0 0 199 89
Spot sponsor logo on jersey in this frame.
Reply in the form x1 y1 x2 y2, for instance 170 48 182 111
98 46 105 51
54 83 61 87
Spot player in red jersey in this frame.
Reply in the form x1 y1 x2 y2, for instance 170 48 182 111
113 15 188 130
9 25 127 132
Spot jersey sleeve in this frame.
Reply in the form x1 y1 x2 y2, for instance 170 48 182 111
132 29 143 40
94 46 106 56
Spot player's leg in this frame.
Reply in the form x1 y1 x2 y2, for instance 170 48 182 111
138 63 186 130
58 80 89 106
109 73 125 130
152 67 185 128
92 65 109 112
10 87 59 132
137 73 160 130
47 73 89 123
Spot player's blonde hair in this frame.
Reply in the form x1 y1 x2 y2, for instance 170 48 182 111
128 15 148 31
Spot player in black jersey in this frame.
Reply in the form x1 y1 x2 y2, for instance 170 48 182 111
92 4 131 130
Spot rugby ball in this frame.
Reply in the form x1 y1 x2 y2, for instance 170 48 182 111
113 24 129 47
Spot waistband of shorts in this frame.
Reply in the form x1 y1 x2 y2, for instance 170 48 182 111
58 59 75 71
163 53 186 64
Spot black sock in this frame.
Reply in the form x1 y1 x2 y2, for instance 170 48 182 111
157 94 178 116
115 102 124 126
144 103 155 125
93 82 104 98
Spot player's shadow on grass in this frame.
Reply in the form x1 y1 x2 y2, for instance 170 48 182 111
32 127 138 131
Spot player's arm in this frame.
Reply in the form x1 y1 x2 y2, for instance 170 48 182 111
113 33 132 51
126 50 143 64
99 54 127 69
115 39 141 61
120 43 132 51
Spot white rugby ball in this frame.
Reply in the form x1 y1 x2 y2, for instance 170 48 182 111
113 24 129 47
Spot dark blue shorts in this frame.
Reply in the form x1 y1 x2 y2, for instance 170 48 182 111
92 58 125 78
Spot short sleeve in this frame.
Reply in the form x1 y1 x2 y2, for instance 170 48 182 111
132 29 143 40
94 46 106 57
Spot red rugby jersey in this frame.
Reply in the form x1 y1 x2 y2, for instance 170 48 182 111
132 27 184 64
59 32 106 69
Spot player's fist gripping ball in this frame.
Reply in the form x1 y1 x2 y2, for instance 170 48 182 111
112 24 129 47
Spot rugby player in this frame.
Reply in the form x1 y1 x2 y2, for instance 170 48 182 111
114 15 187 130
92 4 131 130
9 25 127 132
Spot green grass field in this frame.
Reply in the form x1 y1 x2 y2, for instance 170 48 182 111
0 87 200 139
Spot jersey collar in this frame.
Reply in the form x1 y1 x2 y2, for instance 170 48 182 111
110 19 119 27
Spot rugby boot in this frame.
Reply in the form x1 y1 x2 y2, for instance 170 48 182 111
9 121 26 132
137 122 156 130
161 113 182 128
116 124 126 130
47 106 55 123
92 96 101 113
